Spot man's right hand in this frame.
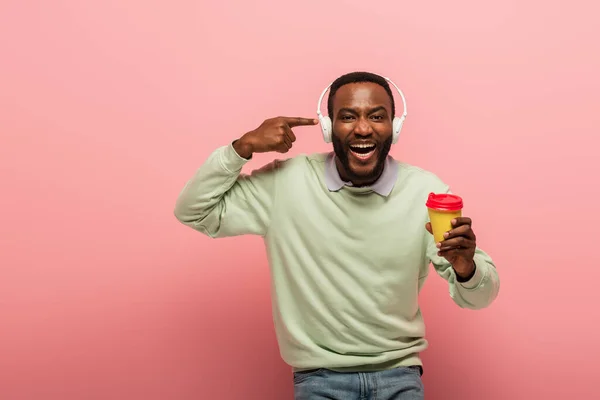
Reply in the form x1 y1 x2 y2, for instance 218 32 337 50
233 117 319 159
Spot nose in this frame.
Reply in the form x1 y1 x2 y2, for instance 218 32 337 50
354 117 373 137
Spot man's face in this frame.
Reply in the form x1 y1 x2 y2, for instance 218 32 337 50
331 82 394 187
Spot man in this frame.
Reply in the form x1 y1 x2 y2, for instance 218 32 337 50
174 71 500 399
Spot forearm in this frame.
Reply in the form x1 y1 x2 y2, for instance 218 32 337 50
174 144 247 234
174 143 277 238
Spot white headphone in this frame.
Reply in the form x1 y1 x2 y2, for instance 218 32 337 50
316 74 407 144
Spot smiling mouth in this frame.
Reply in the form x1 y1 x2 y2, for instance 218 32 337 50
349 143 376 160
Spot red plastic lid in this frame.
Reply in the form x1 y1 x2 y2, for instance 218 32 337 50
426 192 463 211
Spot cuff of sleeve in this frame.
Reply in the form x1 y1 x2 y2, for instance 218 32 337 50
458 256 486 290
220 143 250 173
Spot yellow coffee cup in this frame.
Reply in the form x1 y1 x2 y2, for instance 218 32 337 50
426 192 463 243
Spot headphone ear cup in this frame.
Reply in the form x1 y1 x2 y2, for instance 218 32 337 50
319 115 333 143
392 116 404 144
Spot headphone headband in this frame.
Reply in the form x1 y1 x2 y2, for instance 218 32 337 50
316 75 407 120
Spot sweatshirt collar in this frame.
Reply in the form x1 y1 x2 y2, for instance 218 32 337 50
324 152 398 197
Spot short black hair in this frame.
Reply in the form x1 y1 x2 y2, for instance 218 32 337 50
327 71 396 120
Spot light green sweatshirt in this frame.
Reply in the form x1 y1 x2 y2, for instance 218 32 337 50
174 143 500 372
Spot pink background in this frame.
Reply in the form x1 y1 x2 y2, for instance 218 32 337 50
1 1 598 399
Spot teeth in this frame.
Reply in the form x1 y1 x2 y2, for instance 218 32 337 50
350 149 375 159
350 144 375 148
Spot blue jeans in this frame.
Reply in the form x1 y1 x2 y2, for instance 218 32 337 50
293 366 424 399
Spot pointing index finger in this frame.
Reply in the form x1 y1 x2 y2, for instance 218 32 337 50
283 117 319 127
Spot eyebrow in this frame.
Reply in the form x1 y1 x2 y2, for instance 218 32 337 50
337 106 388 115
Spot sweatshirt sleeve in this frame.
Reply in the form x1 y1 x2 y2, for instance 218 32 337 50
425 186 500 310
174 143 280 238
427 242 500 310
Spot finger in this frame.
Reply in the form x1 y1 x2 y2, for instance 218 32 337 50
438 247 462 256
438 248 463 257
425 222 432 234
283 117 319 127
282 125 297 143
276 134 291 152
451 217 472 227
282 135 292 149
444 224 475 240
276 143 290 153
438 236 474 251
438 245 463 255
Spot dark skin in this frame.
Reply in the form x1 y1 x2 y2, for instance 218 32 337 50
233 82 477 279
331 82 393 187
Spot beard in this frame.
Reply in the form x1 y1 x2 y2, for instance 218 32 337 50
332 133 392 187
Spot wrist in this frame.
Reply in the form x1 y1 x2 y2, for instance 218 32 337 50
233 135 253 159
455 260 477 282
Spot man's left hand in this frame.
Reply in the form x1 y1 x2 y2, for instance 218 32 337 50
426 217 476 280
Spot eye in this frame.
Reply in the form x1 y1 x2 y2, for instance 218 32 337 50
370 115 384 121
340 115 355 121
